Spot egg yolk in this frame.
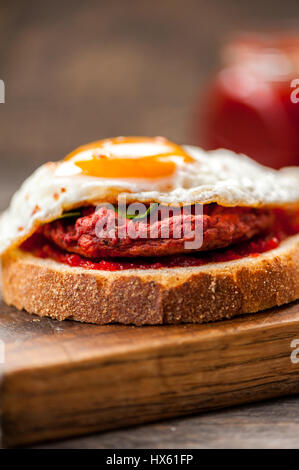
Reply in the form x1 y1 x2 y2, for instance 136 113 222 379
64 136 194 179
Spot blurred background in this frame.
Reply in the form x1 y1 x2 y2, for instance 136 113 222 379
2 0 299 209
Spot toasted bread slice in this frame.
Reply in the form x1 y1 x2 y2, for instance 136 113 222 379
2 233 299 325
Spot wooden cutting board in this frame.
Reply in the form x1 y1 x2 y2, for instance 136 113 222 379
1 298 299 447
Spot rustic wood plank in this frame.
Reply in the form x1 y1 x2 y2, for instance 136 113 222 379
1 299 299 447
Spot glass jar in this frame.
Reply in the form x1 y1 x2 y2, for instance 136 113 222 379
193 33 299 168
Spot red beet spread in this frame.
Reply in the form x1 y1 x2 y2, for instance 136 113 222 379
21 207 299 271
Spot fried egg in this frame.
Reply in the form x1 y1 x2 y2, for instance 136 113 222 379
1 136 299 255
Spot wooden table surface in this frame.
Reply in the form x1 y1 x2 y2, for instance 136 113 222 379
2 392 299 448
1 0 299 449
34 397 299 449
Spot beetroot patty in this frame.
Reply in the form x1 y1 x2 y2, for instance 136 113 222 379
41 205 274 258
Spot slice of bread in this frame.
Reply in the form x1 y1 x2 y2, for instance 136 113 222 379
2 233 299 325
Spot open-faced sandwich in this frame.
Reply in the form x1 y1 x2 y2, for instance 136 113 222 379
0 136 298 325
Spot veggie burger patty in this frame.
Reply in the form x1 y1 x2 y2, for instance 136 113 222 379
40 204 274 259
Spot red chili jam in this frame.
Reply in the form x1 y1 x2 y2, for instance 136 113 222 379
21 209 299 271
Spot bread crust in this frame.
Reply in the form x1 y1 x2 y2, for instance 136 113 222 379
2 234 299 325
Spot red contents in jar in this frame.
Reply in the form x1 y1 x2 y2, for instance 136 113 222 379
194 34 299 169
